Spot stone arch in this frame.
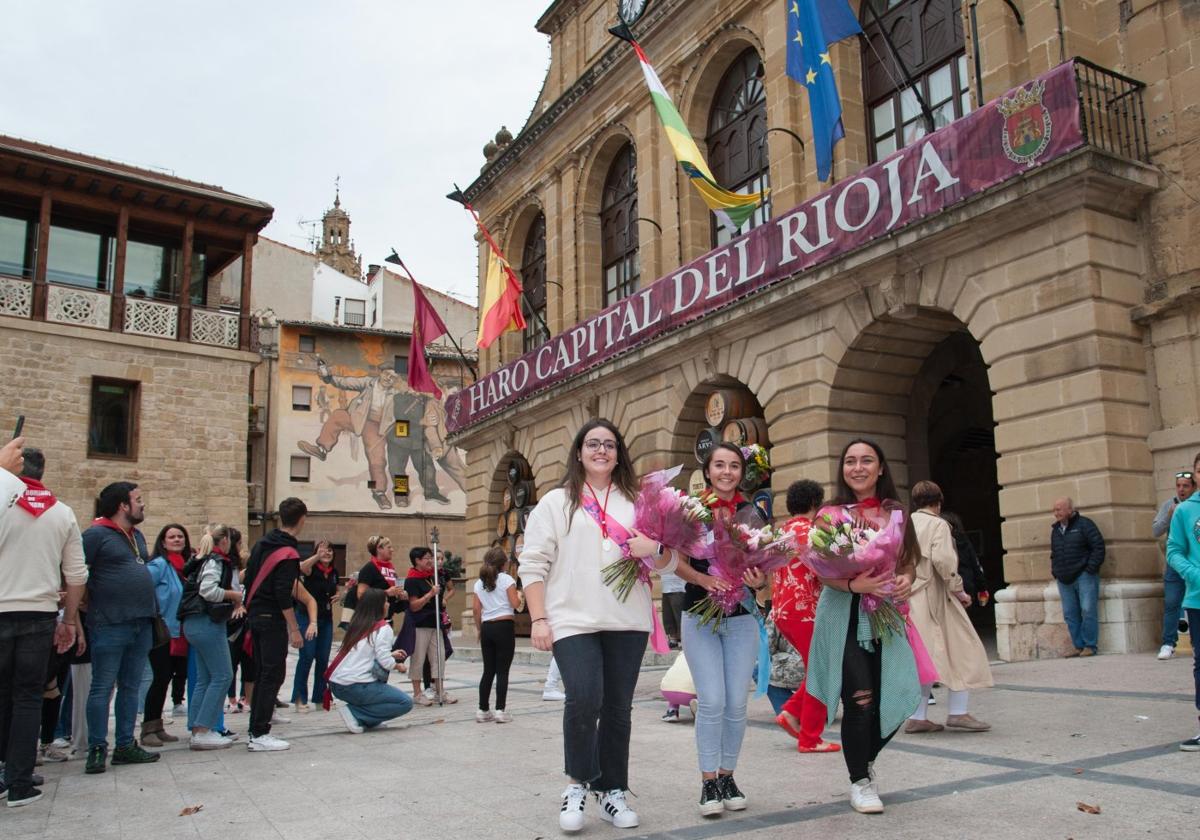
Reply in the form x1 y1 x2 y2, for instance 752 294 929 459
501 196 546 261
576 124 638 319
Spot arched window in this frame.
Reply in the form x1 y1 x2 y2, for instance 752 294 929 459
520 212 549 351
706 47 771 247
600 143 639 305
862 0 972 161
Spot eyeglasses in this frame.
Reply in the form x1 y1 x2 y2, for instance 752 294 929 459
583 439 618 453
1177 472 1194 479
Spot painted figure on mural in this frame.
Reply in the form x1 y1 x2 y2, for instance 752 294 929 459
297 359 402 510
423 393 468 495
387 390 449 508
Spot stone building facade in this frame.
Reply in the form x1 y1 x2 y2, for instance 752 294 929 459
0 135 272 541
449 0 1200 660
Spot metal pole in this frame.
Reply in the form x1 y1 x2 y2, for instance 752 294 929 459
430 526 444 706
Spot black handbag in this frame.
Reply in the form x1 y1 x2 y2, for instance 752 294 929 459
151 615 171 648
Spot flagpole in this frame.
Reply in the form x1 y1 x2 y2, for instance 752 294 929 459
388 252 478 380
448 185 553 344
430 526 445 707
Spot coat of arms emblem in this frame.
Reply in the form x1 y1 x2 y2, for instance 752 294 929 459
998 79 1052 166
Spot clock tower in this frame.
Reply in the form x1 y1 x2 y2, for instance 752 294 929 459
316 184 363 279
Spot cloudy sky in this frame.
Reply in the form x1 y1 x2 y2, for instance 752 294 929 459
3 1 556 304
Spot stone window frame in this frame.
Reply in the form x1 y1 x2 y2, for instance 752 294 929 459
705 46 772 247
87 376 140 461
600 142 640 306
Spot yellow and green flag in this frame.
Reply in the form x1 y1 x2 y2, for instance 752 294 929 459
630 39 766 230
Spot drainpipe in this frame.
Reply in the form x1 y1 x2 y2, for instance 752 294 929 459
969 1 985 108
1053 0 1066 64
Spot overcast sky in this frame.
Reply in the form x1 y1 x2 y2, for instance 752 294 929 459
3 1 555 304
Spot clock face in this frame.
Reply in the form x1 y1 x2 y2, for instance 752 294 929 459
618 0 650 25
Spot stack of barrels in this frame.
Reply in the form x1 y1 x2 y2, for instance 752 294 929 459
496 457 536 562
693 387 773 516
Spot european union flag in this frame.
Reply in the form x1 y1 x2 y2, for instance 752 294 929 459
786 0 862 182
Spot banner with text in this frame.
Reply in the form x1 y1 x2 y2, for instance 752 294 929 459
446 61 1084 434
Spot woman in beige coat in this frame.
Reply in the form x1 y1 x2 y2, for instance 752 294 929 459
904 481 993 733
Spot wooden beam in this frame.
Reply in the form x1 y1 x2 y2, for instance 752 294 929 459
110 185 123 200
86 178 100 194
239 231 254 350
112 206 128 332
31 192 51 320
179 219 194 343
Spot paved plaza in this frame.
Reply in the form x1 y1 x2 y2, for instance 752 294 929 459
7 643 1197 840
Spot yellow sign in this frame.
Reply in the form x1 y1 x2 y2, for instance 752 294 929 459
393 474 409 497
394 420 409 437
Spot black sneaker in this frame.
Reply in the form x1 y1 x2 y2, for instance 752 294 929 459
699 778 723 817
1180 617 1190 635
6 787 43 808
1182 734 1200 752
111 742 160 765
85 745 108 774
718 774 747 811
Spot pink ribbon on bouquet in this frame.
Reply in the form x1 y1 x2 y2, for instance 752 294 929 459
580 494 670 654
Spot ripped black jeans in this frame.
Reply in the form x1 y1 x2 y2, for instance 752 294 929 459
840 595 898 783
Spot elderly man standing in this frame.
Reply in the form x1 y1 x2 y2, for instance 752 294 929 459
1154 471 1197 660
1050 498 1106 657
0 448 86 807
83 482 160 774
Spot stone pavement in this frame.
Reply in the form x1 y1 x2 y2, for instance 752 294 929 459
6 642 1197 840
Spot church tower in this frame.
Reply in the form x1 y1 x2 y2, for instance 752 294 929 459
315 184 363 279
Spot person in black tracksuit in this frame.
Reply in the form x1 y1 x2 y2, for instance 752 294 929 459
242 499 307 750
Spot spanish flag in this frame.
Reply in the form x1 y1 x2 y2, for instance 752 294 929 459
477 246 526 349
628 38 766 230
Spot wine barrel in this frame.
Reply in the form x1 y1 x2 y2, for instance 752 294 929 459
694 427 722 465
506 507 521 535
512 533 525 559
507 458 533 485
516 506 533 534
496 512 509 538
705 389 756 428
688 469 707 496
512 479 535 508
721 416 770 447
501 486 513 511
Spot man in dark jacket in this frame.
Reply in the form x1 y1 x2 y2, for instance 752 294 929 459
1050 497 1106 657
82 481 161 773
242 497 307 751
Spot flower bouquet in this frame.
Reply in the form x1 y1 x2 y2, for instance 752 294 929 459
602 466 711 601
802 502 908 640
686 507 796 629
739 444 772 491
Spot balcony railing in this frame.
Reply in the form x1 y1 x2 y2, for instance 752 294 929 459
0 275 242 349
1074 58 1150 164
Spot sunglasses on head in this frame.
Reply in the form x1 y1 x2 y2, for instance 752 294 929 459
1177 471 1194 479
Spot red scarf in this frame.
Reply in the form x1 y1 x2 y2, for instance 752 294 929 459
857 497 882 510
166 552 187 578
16 477 57 517
372 558 398 586
317 561 337 580
707 492 745 518
406 566 434 579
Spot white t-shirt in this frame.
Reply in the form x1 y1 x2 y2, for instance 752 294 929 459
330 625 397 685
474 573 516 622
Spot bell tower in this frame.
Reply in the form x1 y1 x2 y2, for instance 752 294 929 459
315 179 363 278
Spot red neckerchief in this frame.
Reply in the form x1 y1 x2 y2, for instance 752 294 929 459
857 497 882 510
16 477 57 517
92 517 142 558
372 557 398 586
166 552 187 577
707 492 745 516
406 567 434 580
317 561 337 580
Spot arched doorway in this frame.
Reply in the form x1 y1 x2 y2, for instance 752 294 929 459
830 309 1004 636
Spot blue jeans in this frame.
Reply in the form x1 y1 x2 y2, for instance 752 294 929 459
1163 567 1186 647
87 618 154 748
329 680 413 728
187 647 226 733
1056 571 1100 653
682 611 760 773
183 615 233 732
291 611 333 705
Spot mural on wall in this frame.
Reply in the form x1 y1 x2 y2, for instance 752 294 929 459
282 330 468 514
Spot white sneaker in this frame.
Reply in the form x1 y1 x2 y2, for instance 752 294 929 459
543 687 566 701
1158 644 1175 660
189 730 233 751
172 704 186 718
559 783 587 832
596 788 639 828
476 709 495 723
271 713 292 725
338 703 364 734
40 743 69 762
494 710 513 723
50 737 71 750
247 734 290 752
850 779 883 814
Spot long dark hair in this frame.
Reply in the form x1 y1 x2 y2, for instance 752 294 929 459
152 524 192 560
341 588 387 653
228 527 246 567
561 418 638 522
832 437 918 569
478 547 508 592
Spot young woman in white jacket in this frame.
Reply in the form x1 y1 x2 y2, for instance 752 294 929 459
519 418 677 833
326 589 411 733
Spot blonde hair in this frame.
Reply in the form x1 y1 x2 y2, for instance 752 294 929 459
197 524 231 557
367 535 392 557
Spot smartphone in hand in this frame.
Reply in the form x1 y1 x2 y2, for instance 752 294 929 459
12 415 24 439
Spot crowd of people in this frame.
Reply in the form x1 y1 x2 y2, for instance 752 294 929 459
1 427 1197 828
